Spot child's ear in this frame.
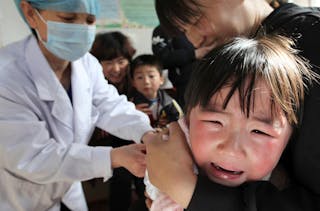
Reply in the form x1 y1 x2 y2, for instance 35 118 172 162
160 75 165 85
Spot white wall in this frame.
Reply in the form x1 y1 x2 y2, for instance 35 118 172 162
0 0 153 54
0 3 3 47
97 28 153 56
0 0 31 48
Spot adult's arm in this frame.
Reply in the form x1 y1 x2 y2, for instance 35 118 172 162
145 122 196 208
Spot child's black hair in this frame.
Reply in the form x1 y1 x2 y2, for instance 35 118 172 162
130 54 163 78
184 34 317 127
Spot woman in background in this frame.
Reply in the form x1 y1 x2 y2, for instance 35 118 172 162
91 31 136 96
91 32 147 211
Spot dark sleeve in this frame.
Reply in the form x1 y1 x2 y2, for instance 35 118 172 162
187 176 243 211
292 15 320 195
151 26 195 69
187 175 319 211
161 103 181 122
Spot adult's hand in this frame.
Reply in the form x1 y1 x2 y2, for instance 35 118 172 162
110 143 146 177
144 122 197 208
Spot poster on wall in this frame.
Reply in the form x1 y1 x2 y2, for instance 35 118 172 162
98 0 159 29
0 5 4 47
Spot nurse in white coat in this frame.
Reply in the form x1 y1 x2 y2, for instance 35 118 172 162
0 0 156 210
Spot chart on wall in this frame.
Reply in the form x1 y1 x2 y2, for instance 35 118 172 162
98 0 159 28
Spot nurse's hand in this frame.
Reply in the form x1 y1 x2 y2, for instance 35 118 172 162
144 122 196 208
111 143 146 178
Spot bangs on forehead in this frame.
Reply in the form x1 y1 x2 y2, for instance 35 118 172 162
185 34 315 126
219 75 278 119
103 49 123 61
155 0 202 36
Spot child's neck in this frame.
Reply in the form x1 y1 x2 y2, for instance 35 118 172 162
149 98 158 104
145 91 158 101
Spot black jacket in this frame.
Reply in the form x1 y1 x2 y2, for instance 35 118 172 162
131 89 182 128
152 25 196 107
188 3 320 211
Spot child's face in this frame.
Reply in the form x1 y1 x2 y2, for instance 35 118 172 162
188 80 293 187
132 65 164 99
100 56 129 84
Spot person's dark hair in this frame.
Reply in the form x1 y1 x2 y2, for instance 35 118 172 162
90 31 135 62
130 54 163 78
155 0 203 36
185 34 317 127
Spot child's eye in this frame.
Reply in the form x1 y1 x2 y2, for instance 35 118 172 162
203 120 222 126
252 129 270 137
211 120 222 125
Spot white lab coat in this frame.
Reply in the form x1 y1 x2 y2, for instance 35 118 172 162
0 35 153 211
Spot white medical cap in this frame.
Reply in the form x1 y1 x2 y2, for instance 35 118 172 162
15 0 100 19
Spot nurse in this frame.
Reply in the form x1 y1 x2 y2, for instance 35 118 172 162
0 0 155 210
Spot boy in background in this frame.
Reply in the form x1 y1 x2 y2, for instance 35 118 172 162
130 55 183 128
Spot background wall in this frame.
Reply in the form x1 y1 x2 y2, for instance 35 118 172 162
0 4 2 47
96 28 154 56
0 0 154 55
0 0 30 48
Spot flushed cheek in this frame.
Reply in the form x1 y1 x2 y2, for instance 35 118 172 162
246 143 284 180
190 129 215 166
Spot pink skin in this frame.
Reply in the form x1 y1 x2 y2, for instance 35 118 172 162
132 65 164 100
188 80 293 187
181 0 273 49
100 56 129 85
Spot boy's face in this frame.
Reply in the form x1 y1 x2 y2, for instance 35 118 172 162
132 65 164 100
189 80 292 187
100 56 129 84
180 0 256 49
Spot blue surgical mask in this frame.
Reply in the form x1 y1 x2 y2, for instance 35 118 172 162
35 10 96 61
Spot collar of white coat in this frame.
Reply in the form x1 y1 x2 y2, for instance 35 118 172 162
25 35 56 101
25 35 91 102
24 35 92 133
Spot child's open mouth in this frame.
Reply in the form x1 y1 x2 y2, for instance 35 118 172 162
211 163 244 177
